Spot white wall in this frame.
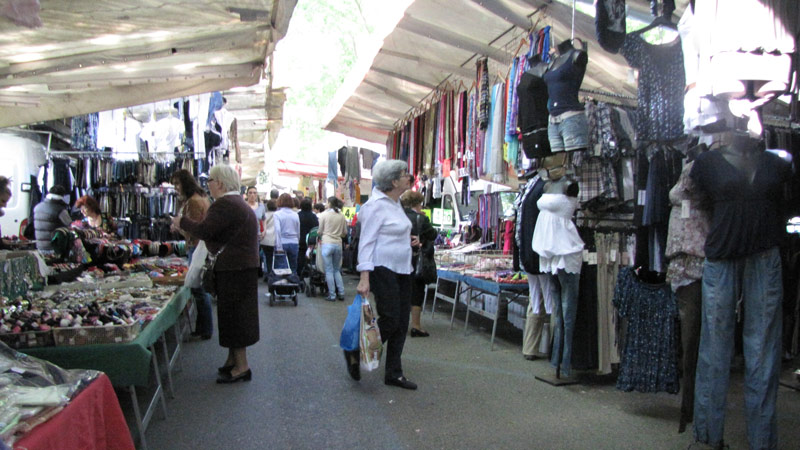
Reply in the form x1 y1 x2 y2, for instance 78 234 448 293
0 132 47 238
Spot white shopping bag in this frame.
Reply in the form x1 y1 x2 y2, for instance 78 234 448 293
183 240 209 288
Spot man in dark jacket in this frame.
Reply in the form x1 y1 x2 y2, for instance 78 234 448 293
297 198 318 278
33 185 71 253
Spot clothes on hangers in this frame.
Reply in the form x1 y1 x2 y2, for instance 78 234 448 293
621 34 685 142
614 266 679 394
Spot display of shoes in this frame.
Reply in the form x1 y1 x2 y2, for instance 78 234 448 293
384 376 417 390
409 328 429 337
216 369 252 383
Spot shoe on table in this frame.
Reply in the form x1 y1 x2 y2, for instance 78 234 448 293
385 376 417 390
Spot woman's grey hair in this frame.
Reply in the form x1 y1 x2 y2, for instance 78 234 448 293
372 159 408 192
209 164 240 193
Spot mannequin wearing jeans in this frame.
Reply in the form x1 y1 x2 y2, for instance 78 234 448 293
690 133 792 449
532 174 584 378
515 175 553 359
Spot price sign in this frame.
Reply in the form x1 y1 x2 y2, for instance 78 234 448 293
342 207 356 222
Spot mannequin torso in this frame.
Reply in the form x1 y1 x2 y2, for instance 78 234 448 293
543 40 588 116
718 132 762 183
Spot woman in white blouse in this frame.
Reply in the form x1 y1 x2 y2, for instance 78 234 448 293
355 159 418 390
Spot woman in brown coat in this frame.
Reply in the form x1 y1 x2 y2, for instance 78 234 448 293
172 164 260 383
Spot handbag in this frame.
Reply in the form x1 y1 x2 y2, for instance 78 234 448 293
414 215 437 284
201 244 226 295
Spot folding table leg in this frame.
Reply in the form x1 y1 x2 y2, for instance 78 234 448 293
431 280 440 320
128 386 148 450
160 335 176 399
490 315 499 351
172 322 184 373
450 283 462 330
148 345 169 419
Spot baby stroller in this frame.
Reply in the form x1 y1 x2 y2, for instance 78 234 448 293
304 227 328 298
266 251 301 307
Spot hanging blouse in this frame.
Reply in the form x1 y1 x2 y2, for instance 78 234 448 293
614 267 679 394
621 35 685 142
531 193 584 274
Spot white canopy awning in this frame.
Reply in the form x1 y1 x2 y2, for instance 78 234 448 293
325 0 689 144
0 0 297 184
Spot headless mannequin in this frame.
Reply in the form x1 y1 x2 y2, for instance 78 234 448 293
719 131 761 183
526 53 551 78
536 166 582 380
544 40 589 154
518 53 554 160
690 115 790 448
550 39 588 73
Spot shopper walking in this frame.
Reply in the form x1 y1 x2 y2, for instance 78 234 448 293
170 169 213 340
356 159 417 390
260 200 277 280
318 196 347 301
401 189 437 337
274 193 301 275
172 164 260 383
33 185 71 254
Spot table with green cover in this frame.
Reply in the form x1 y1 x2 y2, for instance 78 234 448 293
25 286 190 387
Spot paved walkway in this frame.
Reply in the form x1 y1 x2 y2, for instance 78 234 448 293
143 273 800 449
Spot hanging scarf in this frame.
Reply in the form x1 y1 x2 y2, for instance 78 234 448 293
478 58 490 130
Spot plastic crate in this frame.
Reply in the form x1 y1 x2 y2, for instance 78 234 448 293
52 321 141 346
0 330 55 349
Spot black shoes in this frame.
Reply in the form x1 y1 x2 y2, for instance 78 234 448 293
343 350 360 380
410 328 430 337
218 364 234 374
336 293 345 301
191 331 212 340
384 376 417 390
216 369 252 383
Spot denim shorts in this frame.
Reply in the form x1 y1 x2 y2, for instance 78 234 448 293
548 111 589 152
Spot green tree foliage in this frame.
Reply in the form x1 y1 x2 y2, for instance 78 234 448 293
277 0 374 162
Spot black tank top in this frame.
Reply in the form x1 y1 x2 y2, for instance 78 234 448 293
543 50 586 116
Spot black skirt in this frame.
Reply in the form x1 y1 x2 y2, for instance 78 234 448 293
216 268 260 348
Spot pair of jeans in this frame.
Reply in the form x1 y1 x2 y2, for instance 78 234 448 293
187 246 213 337
677 280 702 433
327 151 338 187
280 243 299 275
693 247 782 449
321 243 344 298
370 266 412 380
550 269 580 376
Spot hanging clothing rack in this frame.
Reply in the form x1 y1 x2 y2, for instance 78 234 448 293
579 88 637 102
391 7 548 132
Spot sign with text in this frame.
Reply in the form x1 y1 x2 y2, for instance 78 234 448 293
432 208 453 226
342 207 356 222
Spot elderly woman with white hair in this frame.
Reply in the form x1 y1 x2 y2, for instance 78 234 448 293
354 159 418 390
172 164 260 384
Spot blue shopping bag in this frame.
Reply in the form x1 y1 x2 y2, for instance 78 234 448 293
339 294 362 351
